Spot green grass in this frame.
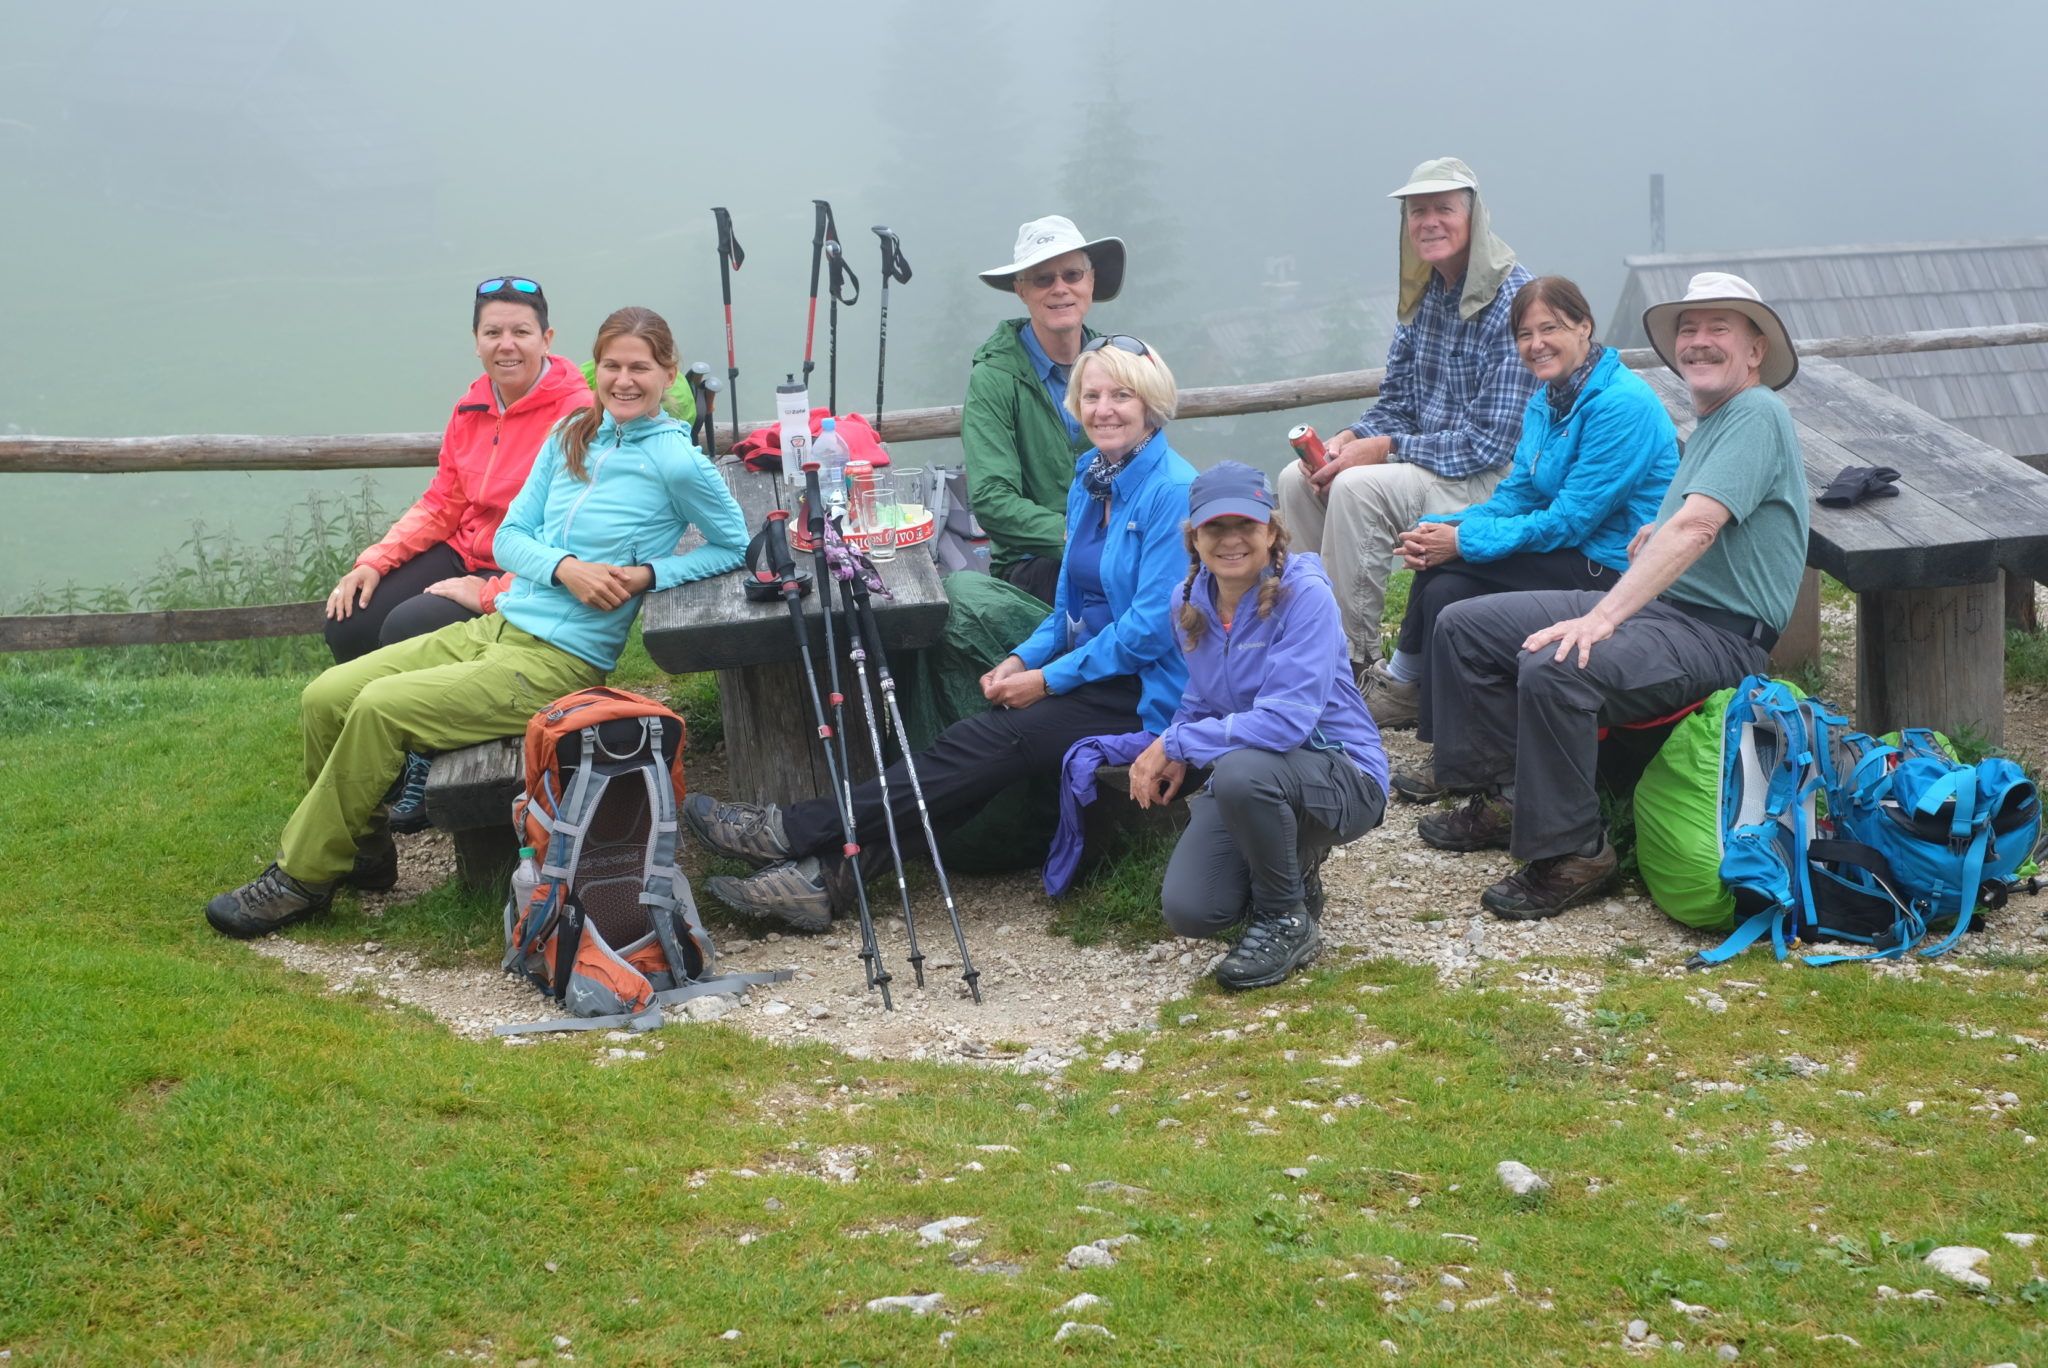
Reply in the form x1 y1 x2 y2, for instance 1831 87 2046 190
1049 829 1180 949
2009 628 2048 690
6 669 2048 1364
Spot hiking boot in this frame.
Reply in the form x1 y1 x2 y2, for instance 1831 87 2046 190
341 819 398 892
1480 839 1620 921
1361 660 1420 730
1302 848 1329 921
705 857 833 934
1215 904 1322 991
1416 791 1514 852
387 751 433 835
683 793 793 866
1390 762 1448 804
206 863 333 939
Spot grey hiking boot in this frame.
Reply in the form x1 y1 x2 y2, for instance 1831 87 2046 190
388 751 434 835
1215 903 1321 991
341 818 398 893
705 856 833 934
684 793 793 866
1360 660 1420 730
1417 791 1514 853
206 863 333 939
1481 839 1620 921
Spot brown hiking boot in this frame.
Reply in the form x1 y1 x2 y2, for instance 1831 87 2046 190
1480 839 1620 921
1416 791 1514 852
1360 659 1419 730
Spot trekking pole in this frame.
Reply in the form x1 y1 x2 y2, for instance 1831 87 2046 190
802 200 827 397
823 216 859 416
712 207 744 447
763 506 892 1009
824 522 926 987
848 571 981 1003
871 225 912 435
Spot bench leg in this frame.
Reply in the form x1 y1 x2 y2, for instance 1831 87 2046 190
453 826 518 892
1855 577 2004 747
718 662 880 807
1766 568 1822 677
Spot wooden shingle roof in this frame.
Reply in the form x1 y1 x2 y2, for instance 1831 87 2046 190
1608 239 2048 459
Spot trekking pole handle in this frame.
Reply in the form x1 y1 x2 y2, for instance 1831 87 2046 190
873 226 911 284
764 509 797 583
712 207 743 272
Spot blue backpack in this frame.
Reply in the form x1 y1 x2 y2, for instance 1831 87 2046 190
1690 677 2040 967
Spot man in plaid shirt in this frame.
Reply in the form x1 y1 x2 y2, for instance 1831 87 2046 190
1277 157 1537 694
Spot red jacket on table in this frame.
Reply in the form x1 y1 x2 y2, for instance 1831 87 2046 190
354 355 593 611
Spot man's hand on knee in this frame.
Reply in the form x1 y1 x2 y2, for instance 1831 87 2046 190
1523 610 1617 669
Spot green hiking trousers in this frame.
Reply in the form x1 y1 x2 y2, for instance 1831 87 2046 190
279 614 604 884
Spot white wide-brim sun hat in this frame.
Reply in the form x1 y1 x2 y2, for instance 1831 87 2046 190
977 215 1126 300
1643 271 1799 391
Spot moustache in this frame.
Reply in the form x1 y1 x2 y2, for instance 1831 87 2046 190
1679 346 1729 365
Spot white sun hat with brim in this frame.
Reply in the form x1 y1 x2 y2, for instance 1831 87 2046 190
1643 271 1799 391
977 215 1126 301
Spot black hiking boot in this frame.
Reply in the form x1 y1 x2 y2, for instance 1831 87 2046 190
1215 903 1321 991
387 751 433 835
1416 791 1514 852
1303 848 1330 921
705 857 833 934
683 793 793 866
1481 840 1620 921
341 817 398 893
206 863 334 940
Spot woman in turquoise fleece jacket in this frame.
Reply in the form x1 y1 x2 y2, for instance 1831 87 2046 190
685 337 1197 933
206 307 747 940
1366 277 1679 744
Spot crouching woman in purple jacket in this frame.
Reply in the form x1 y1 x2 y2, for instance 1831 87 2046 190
1130 463 1390 990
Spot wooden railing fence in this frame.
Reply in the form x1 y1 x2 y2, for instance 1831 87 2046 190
5 323 2046 651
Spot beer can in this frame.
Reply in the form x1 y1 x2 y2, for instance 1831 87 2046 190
1288 424 1327 470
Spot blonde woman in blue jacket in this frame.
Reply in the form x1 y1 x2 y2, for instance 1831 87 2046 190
207 307 747 939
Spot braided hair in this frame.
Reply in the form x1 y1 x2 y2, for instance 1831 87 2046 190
1177 515 1292 650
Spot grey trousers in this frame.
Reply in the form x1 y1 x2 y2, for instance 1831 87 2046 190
1425 591 1766 861
1160 747 1386 938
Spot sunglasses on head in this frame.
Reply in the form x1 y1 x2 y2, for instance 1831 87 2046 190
1081 334 1152 359
476 277 542 297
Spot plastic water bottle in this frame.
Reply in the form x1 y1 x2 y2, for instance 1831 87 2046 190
812 417 850 507
511 845 542 913
775 376 810 486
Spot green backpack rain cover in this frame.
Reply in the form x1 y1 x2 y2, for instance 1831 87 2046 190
1633 685 1742 932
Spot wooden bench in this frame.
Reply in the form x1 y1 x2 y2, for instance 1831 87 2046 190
1644 359 2048 746
421 737 523 888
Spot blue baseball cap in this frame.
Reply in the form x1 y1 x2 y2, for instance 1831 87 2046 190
1188 461 1275 527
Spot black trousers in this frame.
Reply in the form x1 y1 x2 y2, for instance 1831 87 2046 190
1400 548 1613 736
997 554 1063 607
323 541 493 664
782 674 1142 857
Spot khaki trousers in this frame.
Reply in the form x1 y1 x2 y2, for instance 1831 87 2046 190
1275 458 1506 663
280 615 603 884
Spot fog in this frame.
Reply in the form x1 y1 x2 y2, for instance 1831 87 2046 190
3 0 2044 594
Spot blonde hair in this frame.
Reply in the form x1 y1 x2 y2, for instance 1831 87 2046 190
1177 515 1291 650
1064 341 1178 432
556 307 680 482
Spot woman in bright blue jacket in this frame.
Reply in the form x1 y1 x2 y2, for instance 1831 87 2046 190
1130 463 1388 990
687 336 1198 932
206 307 747 940
1366 278 1679 762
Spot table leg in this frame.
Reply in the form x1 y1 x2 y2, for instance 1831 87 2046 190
717 662 878 807
1855 576 2005 747
1767 568 1822 678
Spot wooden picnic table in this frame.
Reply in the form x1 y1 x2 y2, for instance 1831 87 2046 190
640 462 951 806
1645 359 2048 745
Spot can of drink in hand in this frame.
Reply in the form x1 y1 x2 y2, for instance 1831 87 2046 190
1288 424 1327 471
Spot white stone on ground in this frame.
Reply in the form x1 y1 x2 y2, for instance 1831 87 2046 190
1053 1323 1113 1342
864 1293 945 1315
1057 1294 1108 1313
916 1217 977 1245
1496 1160 1549 1195
1922 1246 1992 1289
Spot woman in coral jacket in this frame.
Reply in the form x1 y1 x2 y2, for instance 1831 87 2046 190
207 307 746 941
322 275 592 664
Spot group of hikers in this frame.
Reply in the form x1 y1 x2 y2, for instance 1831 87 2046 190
207 154 1810 994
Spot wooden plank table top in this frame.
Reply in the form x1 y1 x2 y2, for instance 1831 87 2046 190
640 462 951 676
1644 360 2048 591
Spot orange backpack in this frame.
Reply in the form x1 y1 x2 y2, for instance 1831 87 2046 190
497 687 787 1033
